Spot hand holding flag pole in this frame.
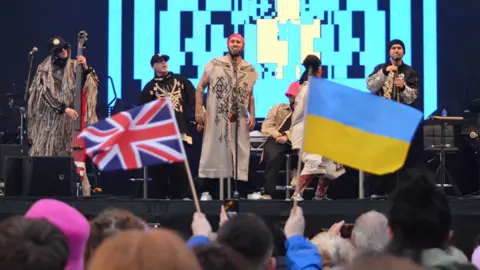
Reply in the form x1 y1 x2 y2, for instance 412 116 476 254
77 98 201 212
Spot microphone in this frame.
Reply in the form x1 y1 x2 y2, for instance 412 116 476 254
29 47 38 55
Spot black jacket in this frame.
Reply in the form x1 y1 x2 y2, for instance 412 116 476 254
140 72 195 144
366 62 419 105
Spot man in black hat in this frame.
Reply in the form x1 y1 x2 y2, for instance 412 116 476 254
365 39 420 198
367 39 419 104
27 36 99 196
140 53 196 199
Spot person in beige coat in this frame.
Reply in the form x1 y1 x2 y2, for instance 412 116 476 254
248 82 299 200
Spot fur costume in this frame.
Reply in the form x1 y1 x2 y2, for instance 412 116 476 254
27 54 98 195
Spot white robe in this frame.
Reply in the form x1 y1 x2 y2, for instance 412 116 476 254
198 55 259 181
290 80 345 179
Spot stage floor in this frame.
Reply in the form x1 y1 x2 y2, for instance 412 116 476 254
0 196 479 257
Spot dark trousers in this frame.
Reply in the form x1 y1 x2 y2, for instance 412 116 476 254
262 137 292 195
148 161 191 199
365 171 399 197
147 142 192 199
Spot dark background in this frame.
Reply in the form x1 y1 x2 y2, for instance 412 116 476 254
0 0 479 196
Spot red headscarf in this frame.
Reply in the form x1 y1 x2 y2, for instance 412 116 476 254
227 33 245 47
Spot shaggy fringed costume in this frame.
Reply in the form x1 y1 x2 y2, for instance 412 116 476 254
27 54 99 195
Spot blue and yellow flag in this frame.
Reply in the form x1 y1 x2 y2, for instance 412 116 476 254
302 77 423 175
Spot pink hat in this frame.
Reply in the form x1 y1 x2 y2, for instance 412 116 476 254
472 246 480 268
227 33 245 46
25 199 90 270
285 81 300 97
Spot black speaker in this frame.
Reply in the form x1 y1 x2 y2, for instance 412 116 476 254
21 156 78 197
0 144 28 182
4 156 23 196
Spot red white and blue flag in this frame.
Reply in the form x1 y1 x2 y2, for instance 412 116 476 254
77 98 186 171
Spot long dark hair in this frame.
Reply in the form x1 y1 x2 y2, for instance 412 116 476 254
299 55 321 84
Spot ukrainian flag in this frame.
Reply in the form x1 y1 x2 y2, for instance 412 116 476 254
302 77 423 175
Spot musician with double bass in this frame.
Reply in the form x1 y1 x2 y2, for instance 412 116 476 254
27 35 99 195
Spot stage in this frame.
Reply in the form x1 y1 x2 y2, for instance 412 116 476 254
0 196 479 257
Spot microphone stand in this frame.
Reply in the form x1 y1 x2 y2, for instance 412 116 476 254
22 51 36 146
25 53 36 103
232 100 240 199
230 56 240 199
392 57 400 189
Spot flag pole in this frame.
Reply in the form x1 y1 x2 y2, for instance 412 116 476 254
143 166 148 199
184 159 201 212
293 67 315 208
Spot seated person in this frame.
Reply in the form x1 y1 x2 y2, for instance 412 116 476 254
248 82 299 200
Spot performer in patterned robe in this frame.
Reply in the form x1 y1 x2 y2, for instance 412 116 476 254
365 39 420 197
195 33 258 187
27 36 98 196
140 53 196 199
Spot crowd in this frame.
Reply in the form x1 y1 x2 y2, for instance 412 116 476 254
0 173 479 270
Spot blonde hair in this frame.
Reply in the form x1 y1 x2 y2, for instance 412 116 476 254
310 232 356 268
85 208 145 262
88 229 201 270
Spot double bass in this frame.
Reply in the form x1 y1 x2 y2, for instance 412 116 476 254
71 30 91 196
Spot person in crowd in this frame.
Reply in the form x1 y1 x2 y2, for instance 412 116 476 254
471 244 480 269
310 232 356 269
0 216 69 270
88 229 202 270
25 199 90 270
85 208 146 262
351 211 390 258
193 243 249 270
188 205 322 269
343 256 426 270
387 173 472 268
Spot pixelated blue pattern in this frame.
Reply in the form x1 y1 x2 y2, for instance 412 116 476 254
107 0 436 118
134 0 155 91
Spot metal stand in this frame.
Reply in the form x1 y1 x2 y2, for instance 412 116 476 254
227 177 231 199
433 122 462 196
359 170 365 199
230 59 241 199
22 49 36 145
8 98 26 145
24 52 35 102
232 117 240 199
285 153 292 200
143 166 148 199
219 177 224 200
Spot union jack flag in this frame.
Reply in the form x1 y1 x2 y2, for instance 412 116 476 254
77 98 186 171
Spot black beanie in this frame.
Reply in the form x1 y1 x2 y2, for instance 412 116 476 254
388 39 405 53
